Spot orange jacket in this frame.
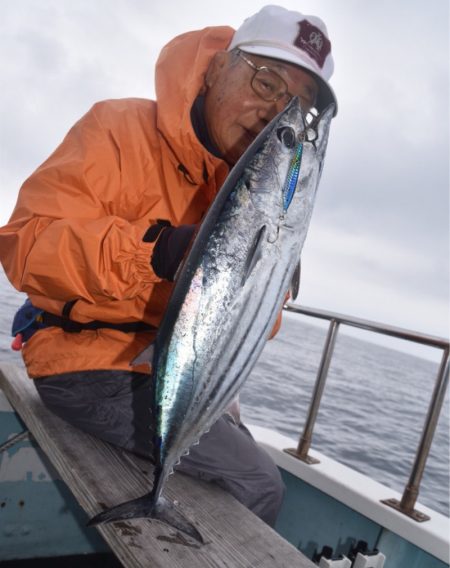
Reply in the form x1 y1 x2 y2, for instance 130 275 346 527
0 26 282 378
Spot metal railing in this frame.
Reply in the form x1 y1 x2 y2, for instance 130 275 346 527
282 303 449 522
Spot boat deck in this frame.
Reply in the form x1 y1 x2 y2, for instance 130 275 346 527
0 362 314 568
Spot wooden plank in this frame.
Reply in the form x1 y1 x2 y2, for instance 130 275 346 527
0 362 315 568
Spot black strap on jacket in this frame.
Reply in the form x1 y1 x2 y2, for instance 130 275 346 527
41 311 156 334
41 300 157 333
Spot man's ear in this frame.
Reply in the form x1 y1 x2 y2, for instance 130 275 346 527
204 50 229 89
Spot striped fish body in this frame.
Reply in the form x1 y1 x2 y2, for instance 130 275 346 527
89 98 334 541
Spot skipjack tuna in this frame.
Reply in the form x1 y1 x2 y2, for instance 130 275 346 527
89 97 335 542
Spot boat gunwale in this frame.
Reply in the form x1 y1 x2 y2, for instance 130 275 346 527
249 424 450 565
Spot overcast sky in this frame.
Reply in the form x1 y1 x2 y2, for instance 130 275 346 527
1 0 448 359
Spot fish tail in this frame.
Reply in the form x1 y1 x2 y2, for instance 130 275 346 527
87 493 204 544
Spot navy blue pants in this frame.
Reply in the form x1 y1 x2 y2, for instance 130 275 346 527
34 370 285 526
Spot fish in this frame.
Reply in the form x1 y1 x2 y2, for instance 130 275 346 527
88 97 334 542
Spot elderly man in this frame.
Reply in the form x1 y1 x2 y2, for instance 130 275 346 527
0 5 336 526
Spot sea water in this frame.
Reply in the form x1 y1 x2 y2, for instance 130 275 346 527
240 314 449 517
0 269 448 516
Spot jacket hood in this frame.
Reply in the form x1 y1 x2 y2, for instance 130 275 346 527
155 26 234 184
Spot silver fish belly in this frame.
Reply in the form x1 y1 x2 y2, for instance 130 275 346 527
89 98 334 542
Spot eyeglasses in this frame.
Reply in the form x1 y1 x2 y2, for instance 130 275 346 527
238 51 293 105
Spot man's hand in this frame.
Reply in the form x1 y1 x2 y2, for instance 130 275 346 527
148 223 197 281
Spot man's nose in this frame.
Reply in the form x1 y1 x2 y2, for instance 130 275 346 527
257 100 284 123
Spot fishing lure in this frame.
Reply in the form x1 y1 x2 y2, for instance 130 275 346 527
282 142 304 212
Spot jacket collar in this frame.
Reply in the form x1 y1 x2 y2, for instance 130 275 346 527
155 26 234 186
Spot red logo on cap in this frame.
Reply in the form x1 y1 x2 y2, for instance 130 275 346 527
294 20 330 69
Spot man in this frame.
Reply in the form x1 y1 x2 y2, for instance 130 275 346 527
0 5 336 526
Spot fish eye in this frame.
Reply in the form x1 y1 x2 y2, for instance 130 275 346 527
277 127 296 149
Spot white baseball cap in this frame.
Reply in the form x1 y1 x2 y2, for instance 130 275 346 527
228 5 337 115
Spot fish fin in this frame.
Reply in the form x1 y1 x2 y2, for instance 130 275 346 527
242 225 266 284
152 495 204 543
87 492 154 525
88 493 204 544
130 343 154 366
290 259 301 300
316 104 335 155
